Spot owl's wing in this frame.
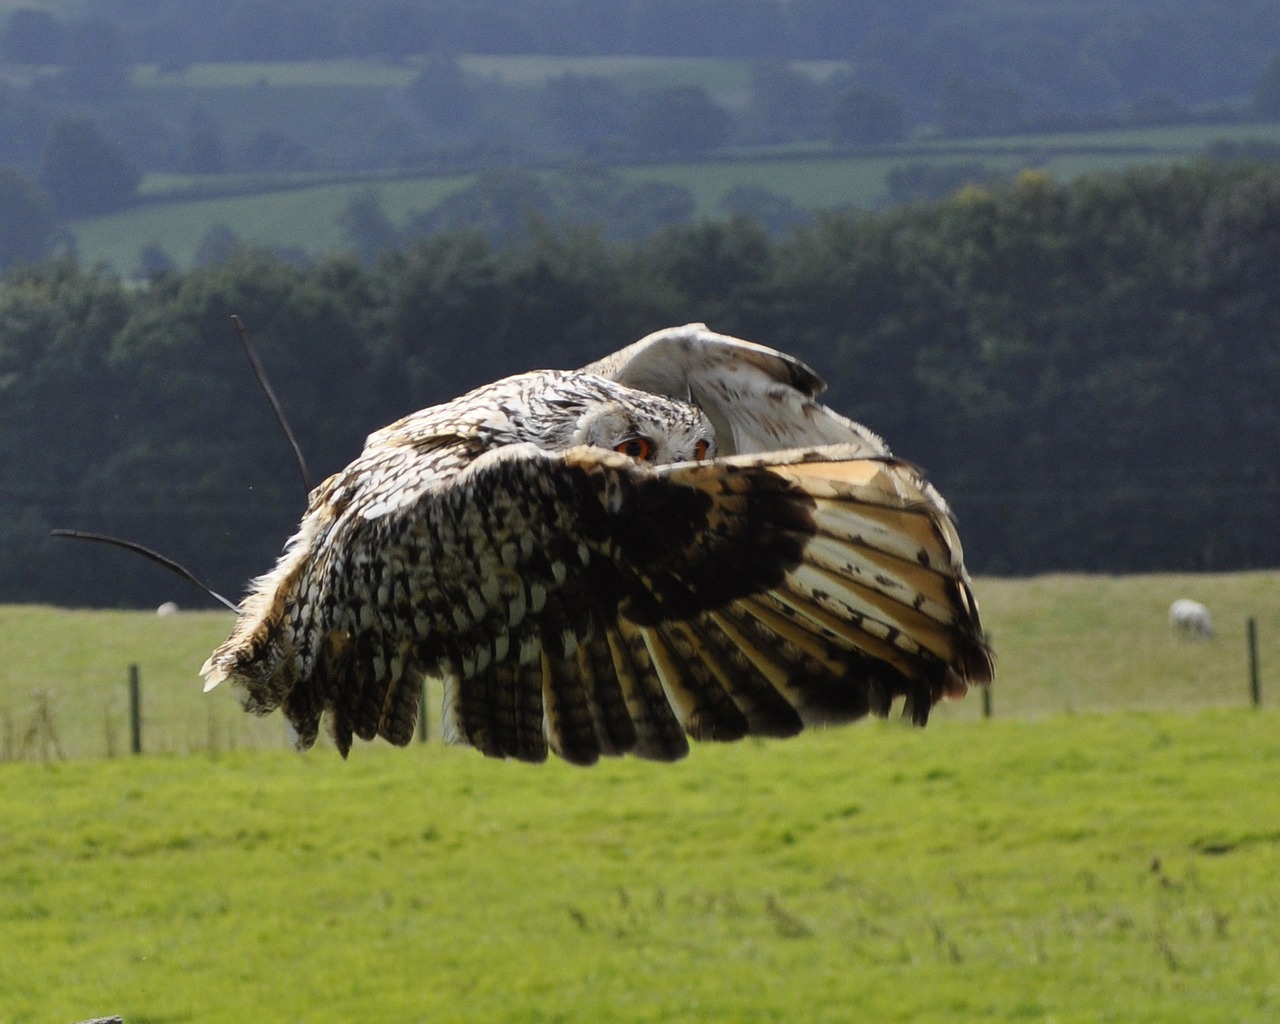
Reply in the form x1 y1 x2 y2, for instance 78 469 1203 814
583 323 890 456
203 442 992 764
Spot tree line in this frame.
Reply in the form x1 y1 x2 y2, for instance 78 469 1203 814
2 160 1277 607
6 1 1279 112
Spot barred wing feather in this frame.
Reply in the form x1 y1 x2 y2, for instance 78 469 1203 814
205 442 989 762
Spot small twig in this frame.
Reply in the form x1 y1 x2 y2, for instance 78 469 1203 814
231 314 314 495
51 530 238 612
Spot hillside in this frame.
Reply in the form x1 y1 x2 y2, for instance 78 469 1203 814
6 6 1280 272
67 121 1280 274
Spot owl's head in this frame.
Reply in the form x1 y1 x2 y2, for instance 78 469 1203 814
525 373 717 465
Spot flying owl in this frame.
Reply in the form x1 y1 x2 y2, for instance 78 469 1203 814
202 324 993 763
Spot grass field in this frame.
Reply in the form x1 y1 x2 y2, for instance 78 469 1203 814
2 573 1277 1022
72 175 476 272
2 709 1277 1022
67 120 1280 275
131 54 798 101
3 571 1274 759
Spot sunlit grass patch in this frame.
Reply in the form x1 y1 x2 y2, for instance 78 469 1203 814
1 711 1278 1023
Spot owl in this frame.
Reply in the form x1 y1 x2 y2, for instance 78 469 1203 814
202 324 993 763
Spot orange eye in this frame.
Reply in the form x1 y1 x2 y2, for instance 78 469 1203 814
615 436 654 461
693 439 712 461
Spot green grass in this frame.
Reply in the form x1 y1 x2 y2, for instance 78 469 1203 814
0 606 281 758
72 175 474 272
463 53 755 103
132 54 779 100
2 572 1278 1022
619 154 907 212
923 121 1280 154
1 711 1277 1023
933 571 1280 722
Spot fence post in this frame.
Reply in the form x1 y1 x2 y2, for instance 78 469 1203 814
417 679 429 742
128 664 142 755
1248 617 1261 708
982 685 992 719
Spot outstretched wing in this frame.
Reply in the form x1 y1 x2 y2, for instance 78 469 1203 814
203 442 992 764
583 323 890 457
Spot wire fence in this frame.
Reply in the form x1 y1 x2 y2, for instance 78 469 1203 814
0 619 1267 763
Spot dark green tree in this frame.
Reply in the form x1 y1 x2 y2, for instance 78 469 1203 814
884 161 1000 204
337 188 401 263
406 171 556 244
642 216 775 330
0 168 63 268
549 167 695 240
38 117 142 218
406 56 477 138
630 86 732 158
176 116 226 174
1 6 66 64
86 248 374 605
831 87 907 147
52 17 131 100
717 184 808 234
0 258 131 600
1252 53 1280 119
936 76 1024 136
0 82 51 165
193 224 240 265
241 129 316 172
543 73 633 154
136 242 177 280
745 61 831 143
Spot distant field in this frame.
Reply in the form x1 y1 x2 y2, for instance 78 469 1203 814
69 120 1280 274
133 59 420 90
73 43 1280 272
2 571 1275 760
462 53 764 106
2 709 1277 1022
72 175 475 271
132 54 813 102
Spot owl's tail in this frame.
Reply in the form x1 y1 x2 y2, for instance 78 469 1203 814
200 509 326 711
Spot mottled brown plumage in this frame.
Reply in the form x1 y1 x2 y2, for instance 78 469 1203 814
202 324 993 761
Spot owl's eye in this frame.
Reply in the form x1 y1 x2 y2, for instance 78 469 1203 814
615 436 654 461
693 439 712 461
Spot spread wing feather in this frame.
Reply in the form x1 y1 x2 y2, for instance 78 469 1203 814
604 621 689 761
204 440 991 762
585 323 890 457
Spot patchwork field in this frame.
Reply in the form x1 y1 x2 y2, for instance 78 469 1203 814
67 119 1280 275
132 54 773 98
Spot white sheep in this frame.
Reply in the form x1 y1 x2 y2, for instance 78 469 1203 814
1169 598 1213 639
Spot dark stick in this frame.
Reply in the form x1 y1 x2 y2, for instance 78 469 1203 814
231 314 314 495
1248 616 1261 708
50 530 239 612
